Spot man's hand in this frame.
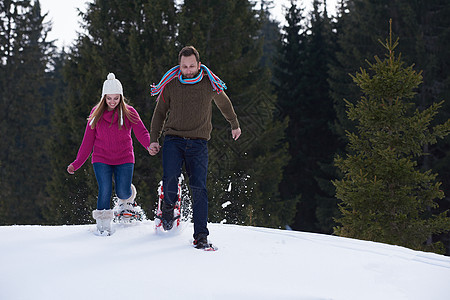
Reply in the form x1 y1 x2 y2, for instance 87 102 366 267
148 142 161 156
232 128 241 141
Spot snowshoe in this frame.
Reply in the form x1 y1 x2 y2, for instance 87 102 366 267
193 234 218 251
113 198 145 223
155 178 182 232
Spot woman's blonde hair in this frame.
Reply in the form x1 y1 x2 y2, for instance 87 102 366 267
87 95 138 129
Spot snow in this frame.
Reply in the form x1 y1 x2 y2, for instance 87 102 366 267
1 221 450 300
227 182 232 192
222 200 232 208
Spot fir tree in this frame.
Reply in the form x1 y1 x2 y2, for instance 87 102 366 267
272 1 307 228
44 50 80 224
412 0 450 254
274 0 339 233
257 0 280 73
330 0 450 254
0 0 53 224
305 1 341 233
333 22 450 253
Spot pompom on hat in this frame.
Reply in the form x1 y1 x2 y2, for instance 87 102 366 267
102 73 123 98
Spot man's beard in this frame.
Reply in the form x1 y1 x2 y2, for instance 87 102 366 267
183 69 200 79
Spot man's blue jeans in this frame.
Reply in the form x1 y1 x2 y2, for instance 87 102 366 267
93 162 134 210
162 135 209 239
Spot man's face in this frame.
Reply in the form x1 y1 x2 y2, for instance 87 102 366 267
180 54 201 78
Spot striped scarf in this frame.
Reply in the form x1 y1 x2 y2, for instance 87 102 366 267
150 64 226 99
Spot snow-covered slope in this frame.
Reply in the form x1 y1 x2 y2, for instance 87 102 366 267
1 221 449 300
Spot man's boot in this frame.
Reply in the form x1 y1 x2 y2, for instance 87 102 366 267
161 201 175 231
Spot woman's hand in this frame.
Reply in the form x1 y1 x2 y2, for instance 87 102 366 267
148 142 161 156
67 164 75 174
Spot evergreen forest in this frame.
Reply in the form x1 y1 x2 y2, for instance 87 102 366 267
1 0 450 255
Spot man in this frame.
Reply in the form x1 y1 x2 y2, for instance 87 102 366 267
149 46 241 249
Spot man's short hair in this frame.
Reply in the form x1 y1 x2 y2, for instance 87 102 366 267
178 46 200 63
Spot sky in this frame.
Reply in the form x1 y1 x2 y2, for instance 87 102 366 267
1 219 450 299
40 0 87 49
39 0 340 49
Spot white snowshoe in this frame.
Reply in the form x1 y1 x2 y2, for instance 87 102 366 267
113 184 146 223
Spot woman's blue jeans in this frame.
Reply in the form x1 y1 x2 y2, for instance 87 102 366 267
93 163 134 210
162 135 209 239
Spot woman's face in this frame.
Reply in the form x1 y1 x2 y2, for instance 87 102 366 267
105 94 120 111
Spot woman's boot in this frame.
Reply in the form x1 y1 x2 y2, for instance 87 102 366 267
92 209 114 235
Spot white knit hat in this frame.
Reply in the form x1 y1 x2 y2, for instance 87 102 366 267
102 73 123 98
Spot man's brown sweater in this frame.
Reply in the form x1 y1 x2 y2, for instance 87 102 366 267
150 76 239 143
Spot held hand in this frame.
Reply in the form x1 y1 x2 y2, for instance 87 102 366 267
148 142 161 156
232 128 241 141
67 164 75 174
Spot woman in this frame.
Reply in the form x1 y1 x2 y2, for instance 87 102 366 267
67 73 151 235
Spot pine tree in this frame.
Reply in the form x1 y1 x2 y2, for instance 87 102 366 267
0 0 53 224
304 1 340 233
44 50 82 224
330 0 450 254
175 0 295 228
330 0 420 142
257 0 280 73
273 0 339 233
272 1 307 227
333 22 450 253
412 0 450 254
